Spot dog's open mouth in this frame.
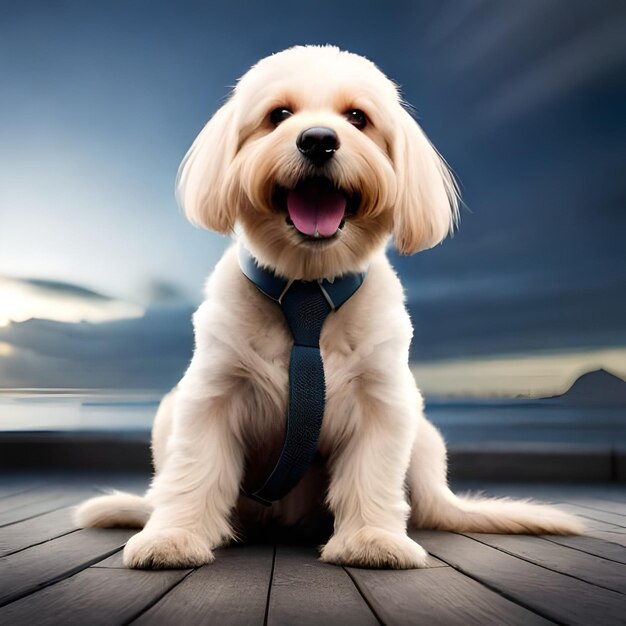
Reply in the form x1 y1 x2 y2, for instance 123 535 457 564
275 177 358 240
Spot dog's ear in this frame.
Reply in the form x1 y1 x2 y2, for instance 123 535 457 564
176 98 238 234
391 107 459 255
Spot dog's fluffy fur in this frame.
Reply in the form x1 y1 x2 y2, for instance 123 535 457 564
75 46 583 569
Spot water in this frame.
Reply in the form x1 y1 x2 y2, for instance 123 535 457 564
0 390 624 446
0 390 160 432
428 402 626 445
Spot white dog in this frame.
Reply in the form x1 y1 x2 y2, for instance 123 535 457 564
75 45 583 569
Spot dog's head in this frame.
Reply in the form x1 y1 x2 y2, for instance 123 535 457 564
177 45 458 279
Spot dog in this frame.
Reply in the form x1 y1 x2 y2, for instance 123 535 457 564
75 45 583 569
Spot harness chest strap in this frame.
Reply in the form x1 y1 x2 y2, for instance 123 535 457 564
238 246 366 505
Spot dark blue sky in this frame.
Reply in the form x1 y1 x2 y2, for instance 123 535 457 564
0 1 625 389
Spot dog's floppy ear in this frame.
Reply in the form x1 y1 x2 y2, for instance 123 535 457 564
391 107 459 255
176 98 238 234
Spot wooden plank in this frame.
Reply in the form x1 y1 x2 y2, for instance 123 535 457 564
565 498 626 517
478 483 626 503
133 544 273 625
0 565 189 625
0 489 60 516
464 533 626 594
266 545 378 626
543 535 626 564
92 549 126 568
347 562 551 625
0 506 77 557
0 487 97 527
582 522 626 536
96 544 446 571
422 555 448 568
0 528 135 606
554 502 626 529
560 513 626 536
414 530 626 625
0 484 42 500
0 472 146 499
85 474 150 495
586 487 626 504
587 531 626 548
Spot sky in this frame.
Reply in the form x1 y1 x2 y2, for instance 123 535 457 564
0 1 625 394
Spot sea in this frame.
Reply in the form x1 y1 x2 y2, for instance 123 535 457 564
0 389 623 446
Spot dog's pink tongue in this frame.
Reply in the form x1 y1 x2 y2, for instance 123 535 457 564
287 185 346 238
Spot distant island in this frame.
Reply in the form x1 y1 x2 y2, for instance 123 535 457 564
544 368 626 406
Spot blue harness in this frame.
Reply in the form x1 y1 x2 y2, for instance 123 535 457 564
239 247 366 505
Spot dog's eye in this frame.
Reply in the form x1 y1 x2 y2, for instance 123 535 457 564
345 109 367 130
270 107 294 126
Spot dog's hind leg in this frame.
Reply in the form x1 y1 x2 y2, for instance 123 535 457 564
407 414 584 535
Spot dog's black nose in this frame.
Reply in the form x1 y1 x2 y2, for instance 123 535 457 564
296 127 339 165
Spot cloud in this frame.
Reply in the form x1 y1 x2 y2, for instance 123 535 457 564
0 276 144 326
0 305 193 389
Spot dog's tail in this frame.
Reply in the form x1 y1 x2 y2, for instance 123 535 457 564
409 419 585 535
412 488 584 535
74 491 152 529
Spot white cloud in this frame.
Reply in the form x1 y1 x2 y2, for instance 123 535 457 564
0 277 144 326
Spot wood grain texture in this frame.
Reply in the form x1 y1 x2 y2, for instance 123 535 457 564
586 489 626 504
555 503 626 529
0 528 135 606
587 531 626 548
476 485 577 502
266 545 378 626
482 484 626 504
543 535 626 564
0 484 42 500
0 506 77 557
347 563 551 625
565 498 626 517
415 530 626 625
0 487 96 527
0 565 189 625
133 544 273 626
464 533 626 594
2 476 626 625
92 549 126 568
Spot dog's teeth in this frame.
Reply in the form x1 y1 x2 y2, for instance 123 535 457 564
313 228 320 238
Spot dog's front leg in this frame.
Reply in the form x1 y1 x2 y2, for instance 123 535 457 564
321 382 428 569
123 391 243 569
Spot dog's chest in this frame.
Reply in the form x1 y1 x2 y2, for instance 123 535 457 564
237 296 366 448
238 313 361 498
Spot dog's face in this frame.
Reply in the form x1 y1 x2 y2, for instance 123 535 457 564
178 46 458 279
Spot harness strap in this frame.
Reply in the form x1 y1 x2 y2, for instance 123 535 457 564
238 247 366 505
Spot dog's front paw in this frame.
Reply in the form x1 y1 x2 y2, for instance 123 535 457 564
321 526 428 569
123 527 214 569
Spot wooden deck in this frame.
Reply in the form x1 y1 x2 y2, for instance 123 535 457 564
0 474 625 625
